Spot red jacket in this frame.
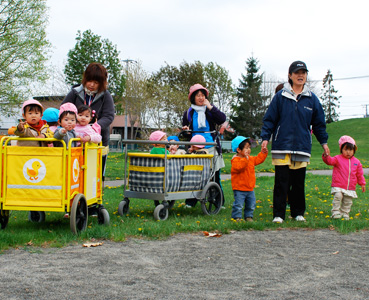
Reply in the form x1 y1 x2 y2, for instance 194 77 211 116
231 152 267 191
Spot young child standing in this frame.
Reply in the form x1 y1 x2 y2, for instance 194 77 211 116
149 131 169 154
322 135 366 220
74 105 102 144
14 99 53 147
53 103 79 148
187 135 209 154
230 136 268 222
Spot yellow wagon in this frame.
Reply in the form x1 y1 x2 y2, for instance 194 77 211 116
0 136 109 234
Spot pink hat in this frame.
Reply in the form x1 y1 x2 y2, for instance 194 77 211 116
149 130 166 141
22 99 43 113
188 84 209 100
339 135 357 151
59 103 78 116
190 135 206 148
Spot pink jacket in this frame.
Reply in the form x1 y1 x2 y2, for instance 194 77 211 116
322 154 366 191
74 124 102 144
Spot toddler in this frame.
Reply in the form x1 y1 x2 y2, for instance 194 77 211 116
53 103 79 148
42 107 59 133
187 135 208 154
167 135 186 155
74 105 102 144
14 99 53 147
231 136 268 222
149 131 169 154
322 135 366 220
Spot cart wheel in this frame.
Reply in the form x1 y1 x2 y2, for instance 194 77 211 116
118 198 130 216
28 211 46 223
70 194 88 234
201 183 222 215
153 204 168 221
154 200 175 209
98 208 110 225
0 210 9 229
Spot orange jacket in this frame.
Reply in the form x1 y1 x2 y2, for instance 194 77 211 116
231 152 267 191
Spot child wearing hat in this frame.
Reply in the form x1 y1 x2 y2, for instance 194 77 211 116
322 135 366 220
231 136 268 222
149 130 169 154
42 107 59 132
167 135 186 155
187 135 209 154
53 103 79 148
14 99 53 147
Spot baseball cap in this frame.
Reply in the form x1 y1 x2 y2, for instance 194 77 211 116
22 99 43 113
149 131 167 142
190 135 206 148
167 135 179 142
42 107 59 122
59 103 78 116
288 61 308 74
231 136 249 152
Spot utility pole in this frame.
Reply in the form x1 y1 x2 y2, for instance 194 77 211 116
122 59 137 141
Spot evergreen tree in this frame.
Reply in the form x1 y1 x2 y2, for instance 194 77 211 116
321 69 341 123
230 56 267 138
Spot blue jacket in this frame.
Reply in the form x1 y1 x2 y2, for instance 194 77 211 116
260 84 328 157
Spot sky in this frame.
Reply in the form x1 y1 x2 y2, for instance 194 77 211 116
46 0 369 120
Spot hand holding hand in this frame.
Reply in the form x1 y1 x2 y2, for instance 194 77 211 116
362 186 366 193
322 144 330 156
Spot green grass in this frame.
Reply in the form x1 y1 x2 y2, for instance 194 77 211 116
1 118 369 251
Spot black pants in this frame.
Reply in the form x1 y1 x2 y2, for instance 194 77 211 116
273 165 306 219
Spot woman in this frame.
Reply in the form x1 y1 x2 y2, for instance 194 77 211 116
260 61 330 223
62 62 115 179
182 83 226 207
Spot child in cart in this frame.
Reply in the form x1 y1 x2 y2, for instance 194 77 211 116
167 135 186 155
53 103 79 148
187 135 209 154
74 105 102 145
42 107 59 133
231 136 268 222
14 99 53 147
149 130 169 154
322 135 366 220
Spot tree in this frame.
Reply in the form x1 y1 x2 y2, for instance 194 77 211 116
64 29 125 100
320 69 341 123
0 0 50 114
230 56 267 139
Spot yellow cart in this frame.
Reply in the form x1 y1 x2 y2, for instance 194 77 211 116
0 136 109 234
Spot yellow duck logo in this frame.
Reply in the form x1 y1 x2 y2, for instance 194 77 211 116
27 161 42 180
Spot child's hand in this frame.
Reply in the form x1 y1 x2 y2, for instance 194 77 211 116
261 147 268 154
60 128 67 135
362 186 366 193
36 134 45 139
17 120 26 131
80 136 91 143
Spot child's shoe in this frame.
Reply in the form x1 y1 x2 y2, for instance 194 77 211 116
245 217 253 222
332 213 342 219
342 213 350 220
63 213 69 219
295 215 306 222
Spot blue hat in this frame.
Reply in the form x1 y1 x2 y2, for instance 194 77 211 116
42 107 59 122
231 136 249 152
167 135 179 142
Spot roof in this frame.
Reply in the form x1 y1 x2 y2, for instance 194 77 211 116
111 115 140 128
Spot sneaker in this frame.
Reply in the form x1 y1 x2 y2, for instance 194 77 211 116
245 217 253 222
221 206 226 210
234 218 244 222
342 214 350 220
63 213 69 219
332 213 342 219
184 205 193 209
272 217 284 223
295 215 306 222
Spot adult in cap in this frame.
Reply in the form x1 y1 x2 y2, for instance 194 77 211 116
260 60 330 223
182 83 226 207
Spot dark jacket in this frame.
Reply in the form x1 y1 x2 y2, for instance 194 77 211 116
62 84 115 146
260 84 328 157
182 105 226 153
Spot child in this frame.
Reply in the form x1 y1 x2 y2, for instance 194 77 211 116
14 99 53 147
53 103 79 148
167 135 186 155
74 105 102 144
149 130 169 154
230 136 268 222
42 107 59 133
187 135 209 154
322 135 366 220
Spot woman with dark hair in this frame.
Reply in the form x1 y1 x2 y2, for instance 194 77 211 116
260 61 330 223
62 62 115 180
182 83 226 207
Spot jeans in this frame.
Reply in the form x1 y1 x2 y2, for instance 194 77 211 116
231 190 256 219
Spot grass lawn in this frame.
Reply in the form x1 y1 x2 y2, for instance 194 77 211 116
1 118 369 251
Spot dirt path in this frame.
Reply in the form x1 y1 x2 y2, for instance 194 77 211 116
1 229 369 299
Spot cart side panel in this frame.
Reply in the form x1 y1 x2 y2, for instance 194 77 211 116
83 146 98 201
68 147 84 198
4 147 64 208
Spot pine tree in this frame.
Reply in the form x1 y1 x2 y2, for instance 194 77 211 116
321 69 341 123
230 56 267 138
